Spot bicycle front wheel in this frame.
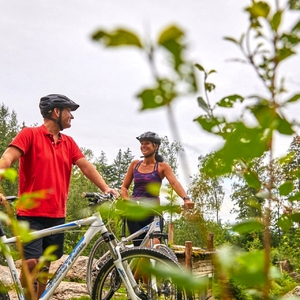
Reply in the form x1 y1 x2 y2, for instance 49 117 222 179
86 237 111 295
92 247 192 300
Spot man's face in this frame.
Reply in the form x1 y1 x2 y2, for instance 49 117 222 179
61 107 74 129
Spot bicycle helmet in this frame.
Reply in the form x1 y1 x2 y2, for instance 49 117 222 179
39 94 79 117
39 94 79 131
136 132 161 145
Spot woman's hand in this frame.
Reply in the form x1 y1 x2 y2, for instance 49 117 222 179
183 199 194 210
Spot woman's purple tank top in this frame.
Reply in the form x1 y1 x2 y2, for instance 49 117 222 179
132 161 162 199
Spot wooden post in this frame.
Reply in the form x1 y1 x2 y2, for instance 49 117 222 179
207 232 214 250
168 222 174 245
185 241 193 271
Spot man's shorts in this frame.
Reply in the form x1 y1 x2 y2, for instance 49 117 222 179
17 216 65 261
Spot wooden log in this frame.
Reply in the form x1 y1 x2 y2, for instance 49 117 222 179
207 232 214 250
168 222 174 244
185 241 193 271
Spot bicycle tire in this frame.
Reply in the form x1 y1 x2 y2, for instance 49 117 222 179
155 245 178 262
92 247 192 300
86 237 111 295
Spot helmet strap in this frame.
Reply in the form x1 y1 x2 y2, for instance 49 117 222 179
45 108 64 131
140 151 156 159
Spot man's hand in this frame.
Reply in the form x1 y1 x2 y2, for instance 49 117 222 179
105 188 120 198
0 193 6 205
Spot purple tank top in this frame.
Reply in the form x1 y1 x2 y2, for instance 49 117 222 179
132 161 162 200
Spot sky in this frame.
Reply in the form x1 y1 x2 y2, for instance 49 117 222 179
1 0 299 222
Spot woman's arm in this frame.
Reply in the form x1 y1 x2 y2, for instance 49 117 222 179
161 162 194 209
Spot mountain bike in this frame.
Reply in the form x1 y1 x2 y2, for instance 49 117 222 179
0 194 192 300
85 192 177 296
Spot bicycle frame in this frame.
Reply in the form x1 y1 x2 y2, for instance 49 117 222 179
92 215 167 268
121 215 164 247
1 211 142 300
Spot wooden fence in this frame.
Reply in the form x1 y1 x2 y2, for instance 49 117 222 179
170 232 215 300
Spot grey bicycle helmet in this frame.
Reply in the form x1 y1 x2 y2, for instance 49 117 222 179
39 94 79 117
39 94 79 131
136 132 161 145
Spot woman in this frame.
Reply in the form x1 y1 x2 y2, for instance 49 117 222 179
121 131 194 246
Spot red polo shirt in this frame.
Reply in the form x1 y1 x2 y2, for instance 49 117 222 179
9 125 84 218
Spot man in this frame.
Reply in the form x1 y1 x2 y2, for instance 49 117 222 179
0 94 119 299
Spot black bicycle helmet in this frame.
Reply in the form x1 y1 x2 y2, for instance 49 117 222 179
136 132 161 145
39 94 79 117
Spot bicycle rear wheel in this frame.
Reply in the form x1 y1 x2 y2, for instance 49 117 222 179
92 247 192 300
86 237 110 295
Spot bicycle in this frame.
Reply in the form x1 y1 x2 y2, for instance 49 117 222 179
85 192 177 296
0 193 192 300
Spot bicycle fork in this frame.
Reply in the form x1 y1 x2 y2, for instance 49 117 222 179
115 246 145 299
104 233 142 300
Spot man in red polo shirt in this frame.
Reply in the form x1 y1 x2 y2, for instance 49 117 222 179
0 94 119 299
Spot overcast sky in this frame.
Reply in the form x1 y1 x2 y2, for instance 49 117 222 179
1 0 299 222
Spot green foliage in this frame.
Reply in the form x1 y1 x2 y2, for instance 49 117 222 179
188 153 225 222
0 103 20 196
90 0 300 298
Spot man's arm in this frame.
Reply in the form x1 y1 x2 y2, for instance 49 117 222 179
0 146 23 204
75 157 119 196
0 146 23 169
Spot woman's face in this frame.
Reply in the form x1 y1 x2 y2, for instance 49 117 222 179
140 140 157 156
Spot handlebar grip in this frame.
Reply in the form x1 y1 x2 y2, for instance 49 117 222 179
5 196 18 201
81 192 99 198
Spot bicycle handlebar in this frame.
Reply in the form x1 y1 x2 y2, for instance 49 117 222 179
81 192 115 206
4 196 18 202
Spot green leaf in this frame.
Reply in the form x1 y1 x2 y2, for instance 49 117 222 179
158 25 184 70
281 33 300 47
276 116 294 135
246 1 270 19
285 93 300 103
158 25 184 45
223 36 239 44
114 198 161 220
278 214 293 231
136 79 176 110
291 19 300 34
279 181 294 196
221 123 270 162
270 11 282 31
251 103 294 135
289 0 300 10
290 213 300 222
194 115 225 133
92 29 142 48
194 63 205 72
0 168 18 182
288 191 300 202
197 97 209 113
276 47 295 62
232 219 264 234
217 94 244 108
244 170 261 190
204 83 215 92
232 251 268 287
